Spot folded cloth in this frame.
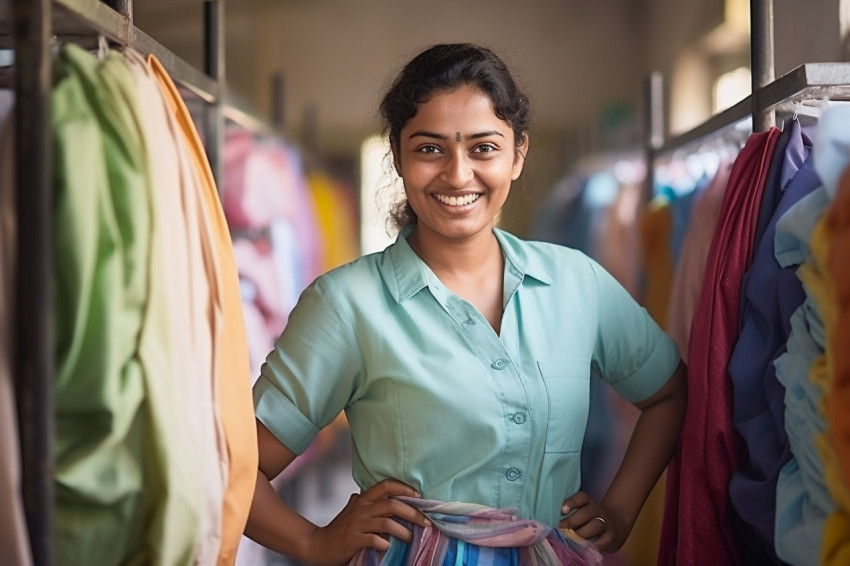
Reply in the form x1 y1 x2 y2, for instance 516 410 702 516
348 497 603 566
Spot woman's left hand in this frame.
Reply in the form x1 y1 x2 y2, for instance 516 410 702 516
558 491 623 552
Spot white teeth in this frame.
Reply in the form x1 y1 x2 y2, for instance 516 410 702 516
436 194 480 206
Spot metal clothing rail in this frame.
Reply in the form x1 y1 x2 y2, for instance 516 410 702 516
657 63 850 156
2 1 281 564
644 0 850 200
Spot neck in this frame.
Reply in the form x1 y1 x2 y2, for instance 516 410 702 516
406 225 501 278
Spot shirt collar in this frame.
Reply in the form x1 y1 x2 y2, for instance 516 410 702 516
379 225 552 304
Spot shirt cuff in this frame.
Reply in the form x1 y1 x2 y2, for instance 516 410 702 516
253 376 320 455
610 335 681 403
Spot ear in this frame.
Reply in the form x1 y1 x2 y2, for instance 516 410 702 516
511 134 529 181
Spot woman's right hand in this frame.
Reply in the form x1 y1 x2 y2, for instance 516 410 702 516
302 479 431 566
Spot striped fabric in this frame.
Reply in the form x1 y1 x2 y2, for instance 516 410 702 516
349 498 602 566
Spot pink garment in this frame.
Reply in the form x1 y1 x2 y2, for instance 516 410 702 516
349 498 602 566
659 128 781 565
665 159 732 361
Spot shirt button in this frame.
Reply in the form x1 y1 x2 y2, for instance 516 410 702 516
512 412 526 424
491 358 508 370
505 468 521 481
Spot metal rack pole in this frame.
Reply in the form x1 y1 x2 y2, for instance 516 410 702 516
12 0 53 563
204 0 224 188
644 71 664 200
751 0 776 131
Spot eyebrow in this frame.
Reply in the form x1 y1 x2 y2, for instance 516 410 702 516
408 130 505 140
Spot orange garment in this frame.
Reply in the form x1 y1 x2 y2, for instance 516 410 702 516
827 167 850 494
639 197 673 325
620 196 673 566
308 171 360 271
598 181 642 299
806 165 850 565
148 56 258 566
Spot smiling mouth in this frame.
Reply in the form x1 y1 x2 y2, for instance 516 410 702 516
434 193 481 206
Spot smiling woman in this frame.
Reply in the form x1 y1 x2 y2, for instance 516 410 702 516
244 43 687 566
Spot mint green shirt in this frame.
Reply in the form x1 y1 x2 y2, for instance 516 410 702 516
254 227 680 527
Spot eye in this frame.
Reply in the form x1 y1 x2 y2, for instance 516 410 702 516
416 144 442 154
473 143 498 153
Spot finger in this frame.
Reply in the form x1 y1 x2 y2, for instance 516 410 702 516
561 507 596 531
366 516 416 544
362 479 420 502
374 498 432 528
561 491 592 514
574 516 607 540
366 533 391 552
592 531 615 552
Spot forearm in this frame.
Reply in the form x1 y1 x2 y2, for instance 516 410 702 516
601 362 687 530
244 470 318 563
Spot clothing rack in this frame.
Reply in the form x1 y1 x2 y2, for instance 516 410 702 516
644 0 850 195
1 1 282 564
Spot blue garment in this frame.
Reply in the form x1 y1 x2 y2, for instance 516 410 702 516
254 226 680 527
727 121 818 562
772 187 834 566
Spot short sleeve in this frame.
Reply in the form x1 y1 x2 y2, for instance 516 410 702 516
253 274 362 454
589 259 681 402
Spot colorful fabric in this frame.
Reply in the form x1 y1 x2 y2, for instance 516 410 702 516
660 128 781 566
828 168 850 498
51 45 152 565
808 147 850 565
773 187 833 566
348 497 602 566
148 55 258 566
664 159 731 362
124 49 219 564
726 122 816 562
255 227 680 528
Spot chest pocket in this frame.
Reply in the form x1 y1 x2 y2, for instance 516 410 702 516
537 361 590 454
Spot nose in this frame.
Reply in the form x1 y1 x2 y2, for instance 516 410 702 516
440 152 474 188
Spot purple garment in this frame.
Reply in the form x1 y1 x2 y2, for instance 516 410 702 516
727 119 820 563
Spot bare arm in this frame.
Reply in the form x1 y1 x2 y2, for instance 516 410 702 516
245 420 431 566
560 361 688 551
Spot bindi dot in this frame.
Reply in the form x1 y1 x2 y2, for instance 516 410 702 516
455 132 462 142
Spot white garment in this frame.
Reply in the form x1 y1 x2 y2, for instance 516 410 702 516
123 50 225 565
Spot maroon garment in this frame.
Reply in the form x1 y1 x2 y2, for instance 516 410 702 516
658 128 781 565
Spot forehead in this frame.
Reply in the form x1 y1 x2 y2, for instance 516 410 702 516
403 85 509 133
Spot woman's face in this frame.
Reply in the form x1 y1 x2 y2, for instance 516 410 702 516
395 84 527 245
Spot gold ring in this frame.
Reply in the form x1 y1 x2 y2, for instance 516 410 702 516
594 516 607 526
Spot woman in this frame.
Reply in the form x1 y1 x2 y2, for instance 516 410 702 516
245 43 687 566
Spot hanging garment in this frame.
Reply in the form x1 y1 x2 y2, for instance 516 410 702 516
805 109 850 565
772 187 833 566
51 45 152 565
819 166 850 566
664 159 732 361
123 49 222 565
147 55 258 566
639 197 673 325
0 90 33 566
659 128 781 566
348 497 602 566
308 171 360 271
726 120 815 564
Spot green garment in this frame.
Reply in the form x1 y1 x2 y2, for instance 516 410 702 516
254 225 681 528
52 44 152 565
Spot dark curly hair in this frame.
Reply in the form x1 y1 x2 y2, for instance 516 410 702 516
379 43 531 227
